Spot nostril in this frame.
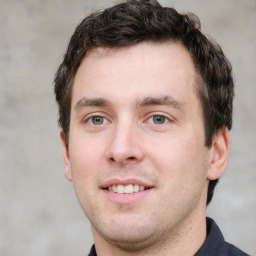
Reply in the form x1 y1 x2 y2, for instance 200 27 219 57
127 156 136 161
109 157 115 162
109 156 136 163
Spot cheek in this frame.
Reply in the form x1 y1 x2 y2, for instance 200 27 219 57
149 137 190 167
69 138 101 181
70 130 106 162
68 140 101 208
149 138 209 210
148 134 208 182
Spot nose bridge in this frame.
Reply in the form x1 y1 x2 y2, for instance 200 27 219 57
106 115 143 164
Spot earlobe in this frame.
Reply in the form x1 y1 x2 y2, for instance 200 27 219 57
207 128 230 181
60 131 73 181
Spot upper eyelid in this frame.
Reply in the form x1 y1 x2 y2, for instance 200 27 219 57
147 115 170 124
88 116 108 125
81 111 174 122
145 112 174 120
82 112 110 123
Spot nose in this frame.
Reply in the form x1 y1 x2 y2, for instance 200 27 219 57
106 121 144 166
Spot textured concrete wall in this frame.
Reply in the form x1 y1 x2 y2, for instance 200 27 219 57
0 0 255 255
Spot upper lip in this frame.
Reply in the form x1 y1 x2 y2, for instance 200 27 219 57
100 178 154 189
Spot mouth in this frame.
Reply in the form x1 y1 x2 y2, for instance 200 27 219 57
101 179 154 203
106 184 150 194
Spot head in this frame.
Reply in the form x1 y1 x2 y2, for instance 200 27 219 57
54 0 233 207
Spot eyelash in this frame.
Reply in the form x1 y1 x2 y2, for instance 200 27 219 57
88 116 108 125
147 115 170 125
83 113 172 126
83 113 109 126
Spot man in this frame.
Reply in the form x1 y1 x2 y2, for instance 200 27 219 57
54 0 250 255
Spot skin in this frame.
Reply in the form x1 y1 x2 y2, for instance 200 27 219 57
61 42 230 256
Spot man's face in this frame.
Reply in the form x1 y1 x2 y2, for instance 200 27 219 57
62 42 217 249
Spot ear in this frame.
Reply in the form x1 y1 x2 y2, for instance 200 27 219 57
207 128 230 181
60 130 73 181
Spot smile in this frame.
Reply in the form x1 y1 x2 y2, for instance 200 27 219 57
102 179 153 203
108 184 147 194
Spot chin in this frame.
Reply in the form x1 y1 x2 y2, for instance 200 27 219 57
94 217 165 252
102 229 158 253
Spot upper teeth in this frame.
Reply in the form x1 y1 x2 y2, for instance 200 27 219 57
108 184 145 194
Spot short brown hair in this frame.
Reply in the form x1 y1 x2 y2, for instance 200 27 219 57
54 0 234 205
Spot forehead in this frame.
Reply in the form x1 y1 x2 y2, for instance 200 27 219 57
72 42 199 108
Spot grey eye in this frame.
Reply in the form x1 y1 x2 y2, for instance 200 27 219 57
152 116 167 124
91 116 105 125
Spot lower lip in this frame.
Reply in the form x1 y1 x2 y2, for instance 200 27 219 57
102 189 152 204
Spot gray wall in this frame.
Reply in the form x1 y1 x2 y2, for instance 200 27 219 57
0 0 255 255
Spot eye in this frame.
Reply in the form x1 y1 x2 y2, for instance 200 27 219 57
88 116 107 125
148 115 169 124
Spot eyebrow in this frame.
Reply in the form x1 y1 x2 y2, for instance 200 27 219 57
74 95 185 111
137 96 185 110
74 97 111 109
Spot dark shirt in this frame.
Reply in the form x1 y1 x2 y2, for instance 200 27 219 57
195 218 249 256
88 217 250 256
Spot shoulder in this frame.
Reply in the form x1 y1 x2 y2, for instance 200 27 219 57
222 241 250 256
195 218 250 256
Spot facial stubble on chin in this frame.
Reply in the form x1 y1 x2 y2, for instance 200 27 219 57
92 211 172 254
